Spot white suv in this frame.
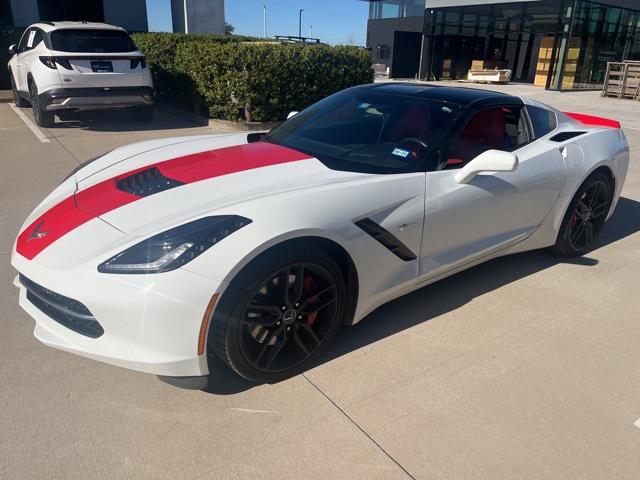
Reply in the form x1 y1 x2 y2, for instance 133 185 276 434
7 21 154 127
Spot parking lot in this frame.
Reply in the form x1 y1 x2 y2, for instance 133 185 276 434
1 87 639 479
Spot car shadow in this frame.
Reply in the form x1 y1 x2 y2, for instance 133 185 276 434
48 105 208 132
203 196 640 395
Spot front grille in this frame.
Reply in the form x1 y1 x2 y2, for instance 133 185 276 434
116 166 184 197
19 275 104 338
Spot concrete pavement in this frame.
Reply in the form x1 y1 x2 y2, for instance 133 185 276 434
1 91 639 479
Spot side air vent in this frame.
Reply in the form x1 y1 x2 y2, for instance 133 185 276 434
116 166 184 197
19 275 104 338
355 218 417 261
550 131 586 142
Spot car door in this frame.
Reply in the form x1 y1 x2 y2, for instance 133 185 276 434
15 28 34 91
419 104 565 279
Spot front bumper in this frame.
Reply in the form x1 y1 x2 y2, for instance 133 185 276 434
40 87 154 111
11 253 225 378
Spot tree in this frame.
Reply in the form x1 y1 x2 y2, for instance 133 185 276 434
224 22 235 35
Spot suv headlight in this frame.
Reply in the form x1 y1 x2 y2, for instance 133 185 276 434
98 216 251 274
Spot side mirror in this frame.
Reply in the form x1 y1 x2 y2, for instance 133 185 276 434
287 111 299 120
454 150 518 184
8 44 16 55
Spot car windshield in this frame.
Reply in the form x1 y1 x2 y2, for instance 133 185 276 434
50 29 137 53
264 89 464 174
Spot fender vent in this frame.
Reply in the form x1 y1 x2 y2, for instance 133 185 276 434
116 167 184 197
355 218 417 261
550 131 586 142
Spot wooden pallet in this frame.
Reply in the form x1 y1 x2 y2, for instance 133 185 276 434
602 61 640 99
602 62 627 98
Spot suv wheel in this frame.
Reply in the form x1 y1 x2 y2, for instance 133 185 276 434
29 82 55 128
10 73 28 107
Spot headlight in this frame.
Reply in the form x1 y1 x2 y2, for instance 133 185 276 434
98 216 251 274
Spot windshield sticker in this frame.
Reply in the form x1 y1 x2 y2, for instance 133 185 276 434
358 102 372 109
27 30 36 48
392 148 411 158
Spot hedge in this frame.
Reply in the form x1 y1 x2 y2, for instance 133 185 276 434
132 33 374 122
130 32 263 102
1 27 24 89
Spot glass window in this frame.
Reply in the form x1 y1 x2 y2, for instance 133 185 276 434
17 28 33 53
369 0 424 20
264 89 464 174
527 105 557 138
50 29 137 53
445 106 529 168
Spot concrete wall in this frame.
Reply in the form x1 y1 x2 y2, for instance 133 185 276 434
103 0 148 31
9 0 38 27
8 0 149 30
171 0 225 35
366 16 424 76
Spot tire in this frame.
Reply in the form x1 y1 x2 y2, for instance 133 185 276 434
551 172 612 257
10 72 28 107
29 82 55 127
209 245 346 383
132 105 154 122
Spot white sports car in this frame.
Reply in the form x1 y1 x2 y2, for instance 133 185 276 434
11 84 629 389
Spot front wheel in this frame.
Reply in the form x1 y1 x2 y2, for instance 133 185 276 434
209 246 346 383
10 72 28 107
552 172 612 257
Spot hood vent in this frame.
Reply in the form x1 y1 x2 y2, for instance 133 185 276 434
116 167 184 197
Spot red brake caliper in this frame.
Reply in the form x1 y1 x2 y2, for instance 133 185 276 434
303 276 319 327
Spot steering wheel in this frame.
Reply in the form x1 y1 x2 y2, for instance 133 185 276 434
398 137 429 160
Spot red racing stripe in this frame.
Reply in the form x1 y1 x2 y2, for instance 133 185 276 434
16 142 311 260
564 112 621 129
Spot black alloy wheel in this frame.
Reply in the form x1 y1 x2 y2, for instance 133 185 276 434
29 82 54 127
11 73 27 107
209 246 346 383
553 172 611 257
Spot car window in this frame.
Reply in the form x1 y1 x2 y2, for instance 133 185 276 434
50 29 137 53
445 106 529 169
30 29 45 49
18 28 33 53
527 105 557 138
264 90 464 174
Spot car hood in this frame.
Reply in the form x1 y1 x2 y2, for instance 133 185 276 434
15 134 361 264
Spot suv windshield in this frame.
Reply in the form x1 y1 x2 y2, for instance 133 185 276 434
50 29 137 53
264 89 464 174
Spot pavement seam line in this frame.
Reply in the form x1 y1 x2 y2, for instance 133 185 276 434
8 103 51 143
303 373 417 480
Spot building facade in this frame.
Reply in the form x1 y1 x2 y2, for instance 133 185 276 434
170 0 225 35
363 0 640 90
3 0 148 31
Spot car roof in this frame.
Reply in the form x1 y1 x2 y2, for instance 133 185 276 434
357 83 519 108
30 21 126 33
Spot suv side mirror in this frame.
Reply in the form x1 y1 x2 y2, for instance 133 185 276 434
8 44 16 55
287 111 299 120
454 150 518 184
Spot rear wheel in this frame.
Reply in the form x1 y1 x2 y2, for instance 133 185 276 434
29 82 54 127
209 246 346 383
552 172 611 257
10 72 27 107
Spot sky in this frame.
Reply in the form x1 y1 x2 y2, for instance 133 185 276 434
145 0 370 46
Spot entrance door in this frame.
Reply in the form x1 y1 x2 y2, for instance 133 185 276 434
392 31 422 79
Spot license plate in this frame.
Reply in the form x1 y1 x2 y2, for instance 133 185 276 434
91 60 113 73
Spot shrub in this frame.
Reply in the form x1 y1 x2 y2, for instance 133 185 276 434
1 27 25 89
174 41 373 121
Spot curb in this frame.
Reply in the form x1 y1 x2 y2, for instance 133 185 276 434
155 101 281 131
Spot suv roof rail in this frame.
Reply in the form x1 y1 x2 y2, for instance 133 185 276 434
39 21 55 26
